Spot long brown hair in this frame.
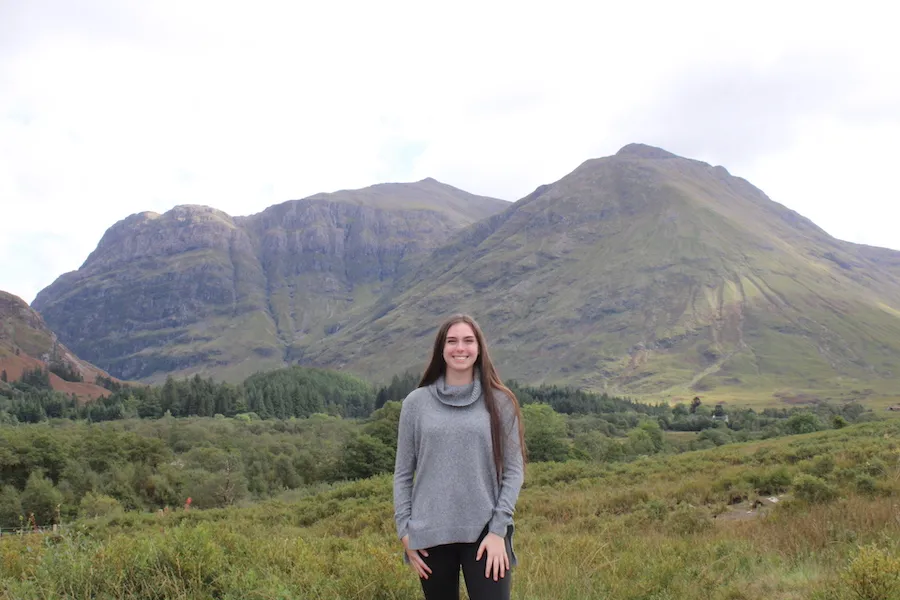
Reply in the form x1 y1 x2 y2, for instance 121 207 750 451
419 314 527 480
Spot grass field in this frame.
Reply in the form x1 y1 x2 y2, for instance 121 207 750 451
2 420 899 599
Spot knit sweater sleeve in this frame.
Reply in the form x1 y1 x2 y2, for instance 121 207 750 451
488 393 525 537
393 393 417 540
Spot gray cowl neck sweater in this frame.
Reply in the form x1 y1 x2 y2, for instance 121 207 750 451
393 370 524 563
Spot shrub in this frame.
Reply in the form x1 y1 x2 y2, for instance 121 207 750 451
601 488 650 515
79 493 124 518
862 459 886 478
801 455 836 478
745 466 792 495
666 504 712 536
522 403 570 462
531 461 593 485
18 367 51 389
792 473 838 504
698 427 732 447
641 498 668 522
49 361 83 383
783 412 824 435
854 474 878 496
842 544 900 600
0 485 23 529
338 434 394 481
20 471 63 526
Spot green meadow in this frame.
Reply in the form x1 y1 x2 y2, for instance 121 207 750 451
2 419 899 600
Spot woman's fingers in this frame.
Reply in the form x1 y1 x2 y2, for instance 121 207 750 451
476 539 486 562
413 559 428 579
416 552 433 578
407 550 432 579
417 552 432 574
481 549 508 579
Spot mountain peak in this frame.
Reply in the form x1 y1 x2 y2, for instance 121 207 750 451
616 143 678 159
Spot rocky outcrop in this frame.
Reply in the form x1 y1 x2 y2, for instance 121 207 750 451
32 180 509 382
33 206 270 380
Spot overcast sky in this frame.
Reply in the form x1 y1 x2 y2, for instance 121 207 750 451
2 0 898 303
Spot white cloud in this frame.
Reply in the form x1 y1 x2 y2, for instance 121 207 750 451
1 0 898 303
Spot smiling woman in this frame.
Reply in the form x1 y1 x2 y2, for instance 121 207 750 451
393 314 527 600
442 322 480 383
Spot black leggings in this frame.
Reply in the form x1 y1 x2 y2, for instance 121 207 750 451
419 528 511 600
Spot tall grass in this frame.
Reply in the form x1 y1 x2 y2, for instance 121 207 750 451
2 421 899 599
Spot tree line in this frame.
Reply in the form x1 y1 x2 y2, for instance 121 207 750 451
0 362 880 530
1 365 377 424
2 363 875 439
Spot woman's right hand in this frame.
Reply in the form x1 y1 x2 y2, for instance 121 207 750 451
402 535 432 579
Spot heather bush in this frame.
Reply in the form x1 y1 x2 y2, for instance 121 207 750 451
842 544 900 600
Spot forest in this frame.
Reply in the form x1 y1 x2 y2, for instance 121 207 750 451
0 363 878 530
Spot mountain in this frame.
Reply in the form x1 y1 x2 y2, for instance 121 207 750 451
31 145 900 404
31 179 509 383
0 291 113 398
306 144 900 403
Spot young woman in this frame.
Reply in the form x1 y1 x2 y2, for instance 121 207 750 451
393 314 526 600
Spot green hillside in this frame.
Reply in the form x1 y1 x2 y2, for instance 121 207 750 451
311 145 900 406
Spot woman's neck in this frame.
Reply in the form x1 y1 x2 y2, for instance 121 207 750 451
444 369 474 387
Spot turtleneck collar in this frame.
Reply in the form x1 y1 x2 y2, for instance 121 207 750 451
428 369 482 407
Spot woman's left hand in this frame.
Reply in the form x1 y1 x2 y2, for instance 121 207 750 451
475 532 509 581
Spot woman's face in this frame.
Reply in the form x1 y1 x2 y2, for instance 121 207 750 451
443 322 479 377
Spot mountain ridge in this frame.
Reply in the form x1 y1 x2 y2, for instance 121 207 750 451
303 145 900 403
32 179 510 382
30 146 900 404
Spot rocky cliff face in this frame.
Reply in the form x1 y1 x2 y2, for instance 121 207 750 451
32 180 509 382
32 206 272 381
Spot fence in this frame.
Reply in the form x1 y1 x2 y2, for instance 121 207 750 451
0 524 62 536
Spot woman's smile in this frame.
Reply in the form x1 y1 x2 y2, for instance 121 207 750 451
443 322 480 378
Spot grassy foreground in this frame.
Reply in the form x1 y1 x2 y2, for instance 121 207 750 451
2 421 899 599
